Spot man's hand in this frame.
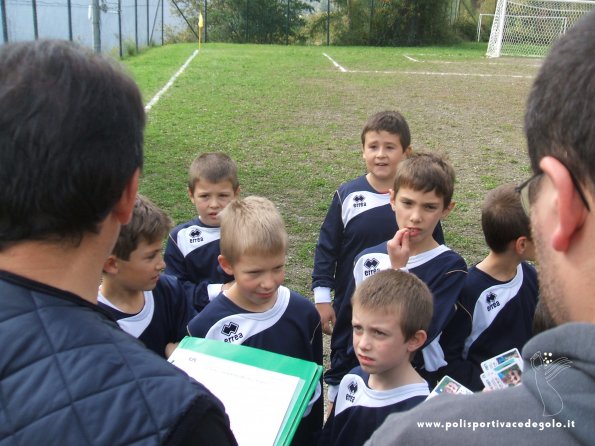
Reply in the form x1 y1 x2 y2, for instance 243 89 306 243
316 302 336 335
387 228 411 269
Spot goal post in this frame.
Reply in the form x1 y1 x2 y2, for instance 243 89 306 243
486 0 595 57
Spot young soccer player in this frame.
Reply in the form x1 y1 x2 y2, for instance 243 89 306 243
439 183 538 390
352 152 467 387
187 196 323 445
312 111 445 404
99 195 197 358
164 152 240 310
318 269 432 446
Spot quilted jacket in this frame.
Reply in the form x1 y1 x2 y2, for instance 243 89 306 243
0 270 232 445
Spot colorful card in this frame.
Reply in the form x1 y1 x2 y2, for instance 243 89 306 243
427 375 473 399
481 348 522 372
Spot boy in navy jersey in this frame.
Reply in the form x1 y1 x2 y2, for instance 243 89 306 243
313 111 445 406
318 269 432 446
439 183 538 390
353 152 467 387
164 152 240 310
99 195 197 358
187 196 323 445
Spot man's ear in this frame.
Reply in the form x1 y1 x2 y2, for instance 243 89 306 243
113 169 139 225
389 189 397 211
540 156 589 252
406 330 427 353
218 254 234 276
103 255 119 274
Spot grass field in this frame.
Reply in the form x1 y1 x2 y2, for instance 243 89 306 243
122 42 541 298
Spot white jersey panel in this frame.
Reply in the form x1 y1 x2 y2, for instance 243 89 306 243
176 225 221 257
204 286 292 343
341 191 391 228
97 290 155 338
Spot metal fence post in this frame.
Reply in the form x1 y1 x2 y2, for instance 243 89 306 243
32 0 38 39
1 0 8 43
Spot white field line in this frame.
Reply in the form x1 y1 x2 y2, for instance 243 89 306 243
404 55 419 62
145 49 200 112
323 52 348 72
323 53 534 79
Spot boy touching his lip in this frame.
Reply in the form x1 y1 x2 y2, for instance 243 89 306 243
353 152 467 387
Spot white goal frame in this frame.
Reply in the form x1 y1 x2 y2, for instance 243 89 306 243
486 0 595 57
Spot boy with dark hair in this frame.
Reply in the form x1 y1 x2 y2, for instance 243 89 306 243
99 194 197 358
188 196 323 445
0 40 235 445
318 269 432 446
313 111 445 404
353 152 467 387
439 183 538 390
165 152 240 310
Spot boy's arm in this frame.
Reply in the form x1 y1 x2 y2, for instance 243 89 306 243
164 231 190 281
312 191 343 332
387 228 411 269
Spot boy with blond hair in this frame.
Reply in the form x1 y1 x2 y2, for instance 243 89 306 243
165 152 240 310
99 195 197 357
352 152 467 387
439 183 538 390
318 269 432 446
313 111 445 404
187 196 323 445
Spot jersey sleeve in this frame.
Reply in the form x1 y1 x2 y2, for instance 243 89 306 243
164 230 190 281
311 191 344 293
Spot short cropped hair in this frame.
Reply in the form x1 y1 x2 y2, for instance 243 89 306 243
0 40 144 250
188 152 239 192
113 195 172 261
525 11 595 193
393 152 455 208
481 184 531 253
361 110 411 149
219 196 287 264
351 269 433 341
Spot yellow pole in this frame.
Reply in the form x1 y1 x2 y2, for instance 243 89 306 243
198 12 204 50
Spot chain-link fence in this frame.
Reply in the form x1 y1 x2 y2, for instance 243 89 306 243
0 0 186 56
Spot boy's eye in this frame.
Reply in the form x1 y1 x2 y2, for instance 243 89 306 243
374 330 386 337
352 325 362 333
425 204 438 210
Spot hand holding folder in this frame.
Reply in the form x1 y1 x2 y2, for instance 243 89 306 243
169 336 323 446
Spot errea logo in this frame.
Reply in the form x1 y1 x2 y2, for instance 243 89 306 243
346 380 358 402
353 194 367 208
486 292 500 311
364 258 380 277
189 228 203 243
221 322 243 342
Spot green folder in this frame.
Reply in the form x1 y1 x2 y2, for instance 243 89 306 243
169 336 323 446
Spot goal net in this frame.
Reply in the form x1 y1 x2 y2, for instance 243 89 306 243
486 0 595 57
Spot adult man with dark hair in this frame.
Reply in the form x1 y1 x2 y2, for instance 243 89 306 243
366 10 595 445
0 40 236 445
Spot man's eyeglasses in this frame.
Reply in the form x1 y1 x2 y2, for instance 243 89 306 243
515 159 591 216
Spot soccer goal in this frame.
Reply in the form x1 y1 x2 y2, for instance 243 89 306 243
486 0 595 57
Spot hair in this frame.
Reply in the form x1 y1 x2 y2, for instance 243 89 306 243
481 183 531 253
525 11 595 194
219 196 287 264
112 195 172 261
351 269 433 341
0 40 144 250
188 152 239 192
393 152 455 208
360 110 411 149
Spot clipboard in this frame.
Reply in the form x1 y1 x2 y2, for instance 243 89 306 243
168 336 323 446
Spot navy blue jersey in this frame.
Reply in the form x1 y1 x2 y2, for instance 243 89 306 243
351 244 467 378
98 274 197 357
318 367 428 446
187 285 323 445
313 175 444 388
439 262 538 390
165 218 232 283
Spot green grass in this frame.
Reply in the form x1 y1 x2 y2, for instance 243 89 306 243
121 42 539 296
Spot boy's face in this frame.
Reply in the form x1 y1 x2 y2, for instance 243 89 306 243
352 303 412 382
189 179 238 227
391 186 453 253
114 238 165 292
219 251 286 312
362 131 410 190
